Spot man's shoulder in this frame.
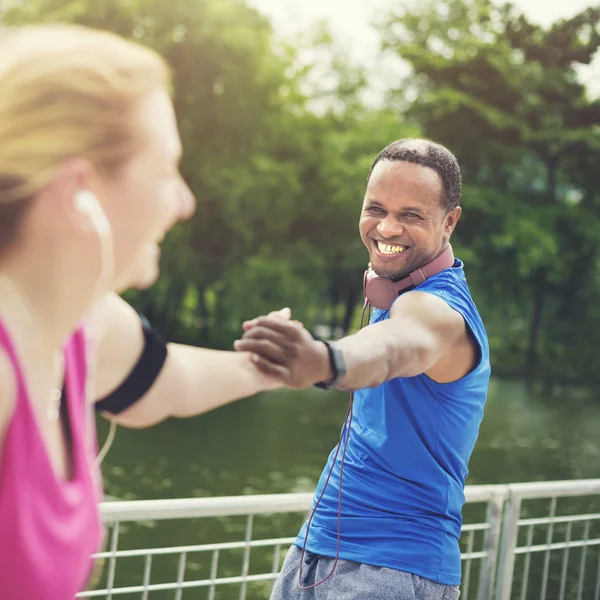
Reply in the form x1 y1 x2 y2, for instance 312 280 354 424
406 263 489 347
429 259 466 287
420 260 478 305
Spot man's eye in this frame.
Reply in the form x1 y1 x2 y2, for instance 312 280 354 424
366 206 384 214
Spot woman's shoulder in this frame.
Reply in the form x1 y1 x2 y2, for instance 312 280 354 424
0 345 17 448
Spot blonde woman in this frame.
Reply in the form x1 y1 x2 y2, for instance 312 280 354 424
0 24 284 599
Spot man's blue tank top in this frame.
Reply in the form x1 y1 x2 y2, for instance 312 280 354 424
294 259 491 586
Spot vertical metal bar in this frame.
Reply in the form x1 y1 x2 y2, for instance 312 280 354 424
520 524 535 600
106 521 120 600
239 514 254 600
174 551 187 600
270 544 282 593
141 555 152 600
462 530 475 600
594 547 600 600
576 520 590 600
208 550 219 600
495 491 522 600
540 497 557 600
477 493 506 600
558 521 572 600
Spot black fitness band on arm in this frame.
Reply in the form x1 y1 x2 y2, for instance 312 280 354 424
95 315 168 415
314 340 347 390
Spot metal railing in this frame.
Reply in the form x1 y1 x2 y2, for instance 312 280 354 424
77 480 600 600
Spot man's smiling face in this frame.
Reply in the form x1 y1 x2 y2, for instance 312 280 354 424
359 159 461 281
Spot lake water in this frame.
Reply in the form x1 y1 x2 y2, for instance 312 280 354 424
95 377 600 598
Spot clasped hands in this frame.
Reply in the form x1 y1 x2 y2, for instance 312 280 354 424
233 308 333 389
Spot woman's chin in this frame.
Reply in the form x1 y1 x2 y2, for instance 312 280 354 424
130 268 159 290
120 245 161 291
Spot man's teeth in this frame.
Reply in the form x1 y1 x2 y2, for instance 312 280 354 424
377 241 405 255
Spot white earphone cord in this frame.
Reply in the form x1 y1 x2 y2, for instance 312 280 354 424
75 190 118 465
74 190 115 304
96 419 117 466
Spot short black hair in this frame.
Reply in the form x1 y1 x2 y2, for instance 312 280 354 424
367 139 462 212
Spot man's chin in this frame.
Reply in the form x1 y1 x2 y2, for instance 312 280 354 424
373 270 406 283
371 261 406 283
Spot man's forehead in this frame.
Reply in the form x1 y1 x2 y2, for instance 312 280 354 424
369 159 441 189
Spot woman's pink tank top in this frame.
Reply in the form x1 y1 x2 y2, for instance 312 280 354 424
0 320 103 599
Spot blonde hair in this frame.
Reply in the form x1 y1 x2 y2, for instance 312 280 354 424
0 23 170 250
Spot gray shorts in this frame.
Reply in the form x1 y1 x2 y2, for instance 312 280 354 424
270 546 460 600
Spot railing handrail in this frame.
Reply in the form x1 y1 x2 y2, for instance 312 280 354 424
505 479 600 499
84 478 600 600
100 492 314 522
99 479 600 522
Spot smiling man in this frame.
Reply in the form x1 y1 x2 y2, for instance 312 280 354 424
235 139 491 599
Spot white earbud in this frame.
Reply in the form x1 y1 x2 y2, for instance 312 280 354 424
73 189 111 238
73 189 114 301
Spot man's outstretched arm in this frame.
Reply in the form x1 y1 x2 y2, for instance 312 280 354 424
234 292 476 390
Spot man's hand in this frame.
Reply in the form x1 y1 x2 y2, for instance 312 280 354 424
234 317 333 389
242 308 302 332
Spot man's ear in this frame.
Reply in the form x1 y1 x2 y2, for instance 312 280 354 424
444 206 461 238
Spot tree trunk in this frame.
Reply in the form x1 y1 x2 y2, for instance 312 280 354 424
557 250 594 320
328 269 341 333
329 298 339 332
546 157 558 204
525 155 559 376
197 286 211 344
139 296 169 335
526 267 547 375
341 287 360 335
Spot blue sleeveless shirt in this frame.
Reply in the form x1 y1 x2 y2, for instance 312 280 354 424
294 259 491 585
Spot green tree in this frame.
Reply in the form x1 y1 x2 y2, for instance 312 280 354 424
1 0 418 347
381 0 600 380
2 0 317 343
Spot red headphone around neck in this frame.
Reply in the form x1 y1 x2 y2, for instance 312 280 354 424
363 244 455 310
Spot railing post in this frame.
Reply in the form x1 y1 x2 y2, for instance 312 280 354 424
477 492 506 600
495 489 522 600
239 513 254 600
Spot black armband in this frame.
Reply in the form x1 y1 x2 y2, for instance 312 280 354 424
95 315 168 415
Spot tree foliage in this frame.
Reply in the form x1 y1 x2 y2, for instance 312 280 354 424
381 0 600 379
2 0 599 382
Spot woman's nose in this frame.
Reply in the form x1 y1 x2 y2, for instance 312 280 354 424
177 179 196 221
